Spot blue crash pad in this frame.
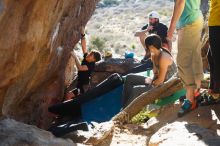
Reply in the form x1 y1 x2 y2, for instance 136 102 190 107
81 85 123 123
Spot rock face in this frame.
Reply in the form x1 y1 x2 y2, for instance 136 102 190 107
0 118 75 146
0 0 99 128
64 121 114 145
144 103 220 145
91 58 141 86
149 121 220 146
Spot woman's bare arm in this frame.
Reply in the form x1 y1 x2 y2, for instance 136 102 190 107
152 54 172 86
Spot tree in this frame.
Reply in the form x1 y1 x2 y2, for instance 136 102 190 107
90 36 106 52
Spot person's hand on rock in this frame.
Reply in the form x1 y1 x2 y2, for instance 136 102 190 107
145 77 153 84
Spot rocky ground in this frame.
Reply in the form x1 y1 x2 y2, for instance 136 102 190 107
0 0 213 146
2 103 220 146
83 103 220 146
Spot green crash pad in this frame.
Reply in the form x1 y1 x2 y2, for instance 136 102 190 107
155 89 186 106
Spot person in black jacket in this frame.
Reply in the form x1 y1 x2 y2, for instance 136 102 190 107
65 27 102 100
135 11 172 61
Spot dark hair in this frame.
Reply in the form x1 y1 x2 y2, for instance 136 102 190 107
144 34 162 50
91 50 102 62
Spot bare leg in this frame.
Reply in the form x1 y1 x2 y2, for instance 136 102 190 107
185 86 195 103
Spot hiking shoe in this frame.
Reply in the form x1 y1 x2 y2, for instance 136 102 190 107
199 93 220 106
179 91 201 104
178 99 197 117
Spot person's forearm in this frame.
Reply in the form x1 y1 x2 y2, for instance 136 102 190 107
71 53 81 70
135 28 150 36
140 28 149 33
71 52 88 71
153 77 164 86
81 36 87 54
169 0 185 32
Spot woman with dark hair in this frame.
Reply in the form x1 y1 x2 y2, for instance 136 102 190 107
122 34 177 108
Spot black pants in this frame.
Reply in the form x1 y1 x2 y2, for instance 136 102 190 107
122 74 152 108
208 26 220 93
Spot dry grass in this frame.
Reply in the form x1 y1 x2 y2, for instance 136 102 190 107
87 0 176 58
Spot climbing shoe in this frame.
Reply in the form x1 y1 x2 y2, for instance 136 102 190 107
178 99 197 117
199 92 220 106
179 89 203 104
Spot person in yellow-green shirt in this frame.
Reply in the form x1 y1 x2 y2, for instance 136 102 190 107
167 0 204 117
200 0 220 105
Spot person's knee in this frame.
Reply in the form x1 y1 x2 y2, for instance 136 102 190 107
124 74 135 84
126 74 135 80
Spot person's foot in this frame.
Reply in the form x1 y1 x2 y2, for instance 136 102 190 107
178 99 197 117
199 92 220 106
179 89 203 104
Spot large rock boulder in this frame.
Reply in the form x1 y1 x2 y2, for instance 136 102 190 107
149 121 220 146
0 0 99 129
143 103 220 145
91 58 141 86
0 118 76 146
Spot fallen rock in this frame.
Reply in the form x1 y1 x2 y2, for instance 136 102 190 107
149 121 220 146
0 118 77 146
91 58 140 86
64 121 114 145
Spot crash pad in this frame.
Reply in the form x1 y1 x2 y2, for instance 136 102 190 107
81 85 123 123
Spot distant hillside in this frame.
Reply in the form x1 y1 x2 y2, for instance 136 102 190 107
86 0 174 57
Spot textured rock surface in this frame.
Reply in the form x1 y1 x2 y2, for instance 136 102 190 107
143 103 220 145
0 0 99 128
60 121 114 145
91 58 140 86
0 118 76 146
149 121 220 146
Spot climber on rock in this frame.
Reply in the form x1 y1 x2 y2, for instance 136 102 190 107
65 27 102 100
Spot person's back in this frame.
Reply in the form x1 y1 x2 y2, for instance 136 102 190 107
153 48 177 82
177 0 202 29
77 52 96 89
74 49 101 95
65 27 101 100
209 0 220 27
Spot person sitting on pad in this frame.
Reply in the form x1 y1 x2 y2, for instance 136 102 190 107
65 27 102 100
122 34 177 108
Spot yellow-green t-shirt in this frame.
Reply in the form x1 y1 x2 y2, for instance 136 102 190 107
209 0 220 26
177 0 202 29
